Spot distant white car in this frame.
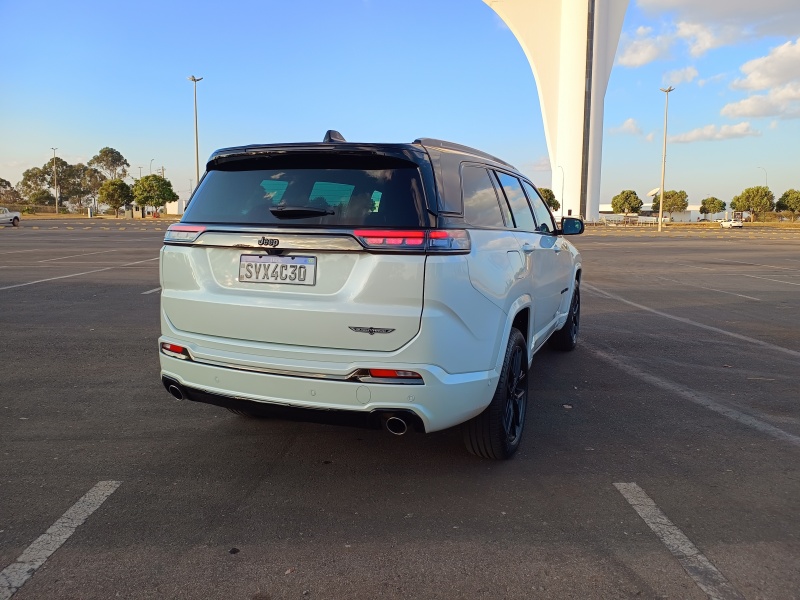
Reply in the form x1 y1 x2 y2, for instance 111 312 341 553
720 219 743 229
0 207 21 227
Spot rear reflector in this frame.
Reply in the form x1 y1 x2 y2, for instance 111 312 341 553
164 225 206 244
160 342 191 360
352 229 469 253
369 369 422 379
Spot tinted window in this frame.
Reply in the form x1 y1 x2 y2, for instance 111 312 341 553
461 165 505 228
184 165 426 227
495 172 536 231
522 180 556 234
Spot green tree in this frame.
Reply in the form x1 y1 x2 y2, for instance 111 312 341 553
700 196 726 216
98 179 133 216
776 189 800 221
538 187 560 212
731 186 774 222
132 174 178 209
29 189 55 206
18 166 50 201
0 177 22 204
652 190 689 219
611 189 643 215
88 147 129 180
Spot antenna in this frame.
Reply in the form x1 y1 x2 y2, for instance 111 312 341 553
323 130 346 143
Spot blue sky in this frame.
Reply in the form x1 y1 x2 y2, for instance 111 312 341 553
1 0 798 207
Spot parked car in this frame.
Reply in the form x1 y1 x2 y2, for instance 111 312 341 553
0 207 21 226
159 132 584 459
721 219 743 228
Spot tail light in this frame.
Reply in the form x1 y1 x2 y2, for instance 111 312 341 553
164 225 206 244
350 368 424 384
352 229 470 253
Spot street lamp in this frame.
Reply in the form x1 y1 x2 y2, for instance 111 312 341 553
557 165 565 218
138 166 143 178
657 86 675 232
51 148 58 214
150 159 154 174
757 166 768 188
188 75 203 188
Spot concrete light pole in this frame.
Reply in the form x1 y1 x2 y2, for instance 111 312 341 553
51 148 58 214
188 75 203 188
150 159 154 175
138 166 143 178
657 86 675 233
757 166 768 188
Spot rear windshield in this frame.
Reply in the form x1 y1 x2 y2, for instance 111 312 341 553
183 160 429 228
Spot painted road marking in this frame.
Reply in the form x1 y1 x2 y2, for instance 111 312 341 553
0 481 121 600
38 250 118 263
614 483 745 600
716 258 799 272
583 283 800 359
0 257 159 291
141 287 161 294
586 343 800 447
655 275 761 301
741 273 800 287
0 249 42 256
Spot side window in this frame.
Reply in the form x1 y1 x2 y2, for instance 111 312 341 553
494 172 536 232
522 181 556 234
461 165 506 228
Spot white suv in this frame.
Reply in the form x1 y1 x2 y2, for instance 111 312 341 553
159 133 583 459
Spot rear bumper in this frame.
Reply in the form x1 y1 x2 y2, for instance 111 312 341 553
159 352 498 432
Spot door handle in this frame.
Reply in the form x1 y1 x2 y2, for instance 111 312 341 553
521 243 536 254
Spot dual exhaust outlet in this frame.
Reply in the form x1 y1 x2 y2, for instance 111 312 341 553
163 377 411 435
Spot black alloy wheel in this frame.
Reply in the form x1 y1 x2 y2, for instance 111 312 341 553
463 328 528 460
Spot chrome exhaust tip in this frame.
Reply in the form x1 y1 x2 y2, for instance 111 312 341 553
384 416 408 436
167 385 184 400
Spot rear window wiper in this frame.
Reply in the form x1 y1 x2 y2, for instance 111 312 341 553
269 205 335 219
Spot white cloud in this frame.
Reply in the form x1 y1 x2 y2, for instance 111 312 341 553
636 26 653 36
521 157 551 173
731 37 800 91
721 83 800 119
669 122 761 143
636 0 800 37
610 118 643 135
674 22 720 56
617 34 672 67
664 66 698 85
645 132 655 142
698 74 725 87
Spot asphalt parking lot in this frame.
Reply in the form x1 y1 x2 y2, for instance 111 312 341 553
1 219 798 599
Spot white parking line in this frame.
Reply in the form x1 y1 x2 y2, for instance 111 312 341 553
655 276 761 301
614 483 745 600
0 481 121 600
38 249 118 263
582 283 800 359
141 287 161 294
0 257 158 291
716 257 800 272
742 273 800 287
0 249 41 255
586 343 800 447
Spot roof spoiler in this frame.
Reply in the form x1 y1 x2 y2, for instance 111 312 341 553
323 130 346 143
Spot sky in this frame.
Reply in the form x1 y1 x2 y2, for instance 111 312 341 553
1 0 799 208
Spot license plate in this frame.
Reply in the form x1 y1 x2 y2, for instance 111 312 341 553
239 255 317 286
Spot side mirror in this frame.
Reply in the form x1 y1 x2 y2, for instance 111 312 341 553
558 216 584 235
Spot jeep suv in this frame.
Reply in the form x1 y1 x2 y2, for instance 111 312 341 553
159 132 583 459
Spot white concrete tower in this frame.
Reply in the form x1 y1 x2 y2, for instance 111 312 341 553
483 0 628 220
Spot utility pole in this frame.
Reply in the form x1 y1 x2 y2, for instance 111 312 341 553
188 75 203 188
51 148 58 214
658 86 675 233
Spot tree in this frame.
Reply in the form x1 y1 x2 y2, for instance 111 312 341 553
18 166 50 201
131 174 178 209
700 196 726 216
538 187 560 212
611 189 642 216
776 189 800 221
0 177 22 204
652 190 689 219
29 189 56 206
98 179 133 216
731 186 774 222
88 147 129 180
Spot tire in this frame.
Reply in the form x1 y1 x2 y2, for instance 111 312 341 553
463 328 528 460
12 217 19 227
549 283 580 351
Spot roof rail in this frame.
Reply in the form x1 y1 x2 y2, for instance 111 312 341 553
413 138 515 168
